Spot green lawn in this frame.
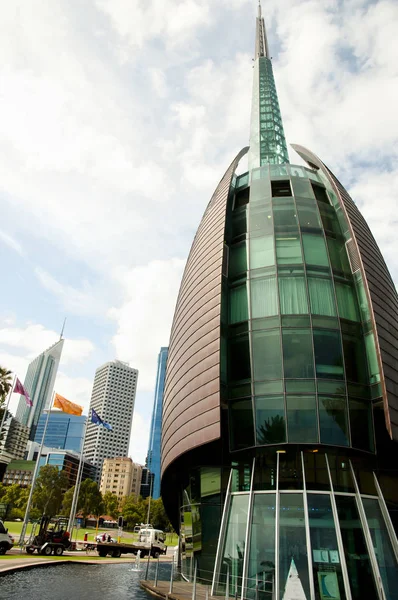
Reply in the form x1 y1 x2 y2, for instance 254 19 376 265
5 522 178 547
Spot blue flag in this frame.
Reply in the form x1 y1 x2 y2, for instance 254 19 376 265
91 408 113 431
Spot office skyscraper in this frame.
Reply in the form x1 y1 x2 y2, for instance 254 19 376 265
161 6 398 599
34 411 85 453
146 347 168 499
83 360 138 482
16 338 64 441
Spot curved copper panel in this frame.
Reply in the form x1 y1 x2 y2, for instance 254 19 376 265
161 147 248 477
292 144 398 440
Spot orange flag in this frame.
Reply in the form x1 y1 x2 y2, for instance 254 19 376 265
53 393 83 416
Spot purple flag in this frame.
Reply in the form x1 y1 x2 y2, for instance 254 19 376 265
14 378 33 407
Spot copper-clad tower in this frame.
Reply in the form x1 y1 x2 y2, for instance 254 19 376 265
162 5 398 599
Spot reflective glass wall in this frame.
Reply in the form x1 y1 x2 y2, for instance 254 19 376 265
212 452 398 600
225 164 381 456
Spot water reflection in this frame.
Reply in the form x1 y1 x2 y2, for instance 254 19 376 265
1 562 172 600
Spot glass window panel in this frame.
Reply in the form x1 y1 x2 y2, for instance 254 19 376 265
302 234 329 267
281 315 311 327
362 498 398 599
313 330 344 379
336 282 360 321
251 316 280 330
278 276 309 314
311 315 339 329
365 333 381 384
229 242 247 277
285 379 316 393
229 335 251 381
349 398 374 452
347 383 370 399
289 166 305 178
318 395 349 446
231 210 247 240
229 285 248 324
229 399 254 450
354 274 371 322
318 380 346 395
272 198 298 232
307 494 347 600
318 203 342 235
308 277 337 316
229 383 251 399
291 177 313 197
297 202 322 231
249 204 273 237
249 178 271 203
250 236 275 269
282 329 314 378
246 494 276 600
218 495 249 595
286 395 318 443
335 495 379 600
251 277 278 318
279 494 311 600
252 329 283 380
255 395 286 444
312 184 330 204
343 334 369 384
276 235 303 264
254 380 283 394
327 237 351 275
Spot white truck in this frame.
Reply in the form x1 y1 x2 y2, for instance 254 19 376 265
96 528 167 558
0 519 14 555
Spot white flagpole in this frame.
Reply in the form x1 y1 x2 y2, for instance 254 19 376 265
19 391 55 548
0 373 16 437
67 413 89 536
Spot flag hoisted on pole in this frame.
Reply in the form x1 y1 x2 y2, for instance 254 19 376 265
54 393 83 416
0 373 17 436
91 408 113 431
14 377 33 407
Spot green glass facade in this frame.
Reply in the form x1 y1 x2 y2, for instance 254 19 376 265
162 6 398 600
226 163 379 456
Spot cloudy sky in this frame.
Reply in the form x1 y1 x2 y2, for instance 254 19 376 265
0 0 397 464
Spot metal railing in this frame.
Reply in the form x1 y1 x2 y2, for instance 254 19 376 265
143 559 275 600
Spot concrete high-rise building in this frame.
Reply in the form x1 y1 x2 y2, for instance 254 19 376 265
83 360 138 482
34 411 85 453
0 415 29 460
161 6 398 599
15 339 64 441
100 456 142 502
146 347 168 499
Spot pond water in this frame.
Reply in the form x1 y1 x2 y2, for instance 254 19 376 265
1 561 173 600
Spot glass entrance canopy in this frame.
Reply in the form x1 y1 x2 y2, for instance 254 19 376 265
208 451 398 600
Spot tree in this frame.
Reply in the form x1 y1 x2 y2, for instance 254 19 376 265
0 367 12 403
150 498 173 531
103 491 119 519
32 465 69 517
76 479 103 524
62 486 75 516
122 494 146 528
257 415 286 445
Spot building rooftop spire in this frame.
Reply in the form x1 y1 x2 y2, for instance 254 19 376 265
255 1 270 59
249 1 289 168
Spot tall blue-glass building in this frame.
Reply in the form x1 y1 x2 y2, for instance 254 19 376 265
147 347 168 499
161 6 398 600
34 410 85 453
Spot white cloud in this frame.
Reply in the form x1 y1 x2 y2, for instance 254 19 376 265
0 229 24 256
109 258 185 391
0 323 95 365
35 267 106 317
129 410 151 465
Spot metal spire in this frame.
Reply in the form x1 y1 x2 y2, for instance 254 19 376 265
60 317 67 340
255 1 270 59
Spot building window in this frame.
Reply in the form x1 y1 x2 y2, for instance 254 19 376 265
271 180 292 197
